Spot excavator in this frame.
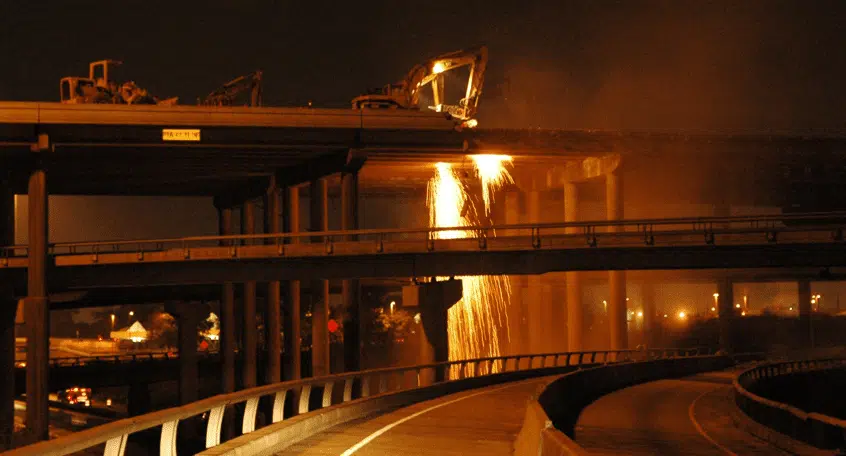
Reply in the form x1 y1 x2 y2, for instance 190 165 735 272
199 70 263 107
352 45 488 127
59 60 178 105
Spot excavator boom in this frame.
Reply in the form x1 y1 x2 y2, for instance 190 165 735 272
352 45 488 124
201 71 263 107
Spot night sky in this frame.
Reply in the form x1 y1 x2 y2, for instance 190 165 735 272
2 1 845 133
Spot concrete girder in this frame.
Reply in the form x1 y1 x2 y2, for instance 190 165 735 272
212 149 367 209
14 242 846 288
546 153 622 186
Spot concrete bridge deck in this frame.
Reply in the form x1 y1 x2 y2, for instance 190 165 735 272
275 378 545 456
2 214 846 290
574 368 825 455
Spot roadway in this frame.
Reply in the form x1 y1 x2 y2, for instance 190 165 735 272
274 377 546 455
13 400 109 439
573 368 821 455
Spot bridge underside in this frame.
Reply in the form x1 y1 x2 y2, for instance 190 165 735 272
2 242 845 291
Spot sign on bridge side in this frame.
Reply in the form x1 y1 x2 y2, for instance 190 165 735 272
162 128 201 141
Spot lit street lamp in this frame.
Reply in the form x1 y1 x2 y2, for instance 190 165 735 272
110 314 116 330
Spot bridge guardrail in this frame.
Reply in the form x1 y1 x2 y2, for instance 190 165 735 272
5 347 701 456
0 211 845 258
515 354 733 455
734 358 846 450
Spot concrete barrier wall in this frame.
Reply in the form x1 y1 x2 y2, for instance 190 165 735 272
735 359 846 451
514 356 733 456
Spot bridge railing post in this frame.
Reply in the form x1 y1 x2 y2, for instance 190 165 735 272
272 390 288 422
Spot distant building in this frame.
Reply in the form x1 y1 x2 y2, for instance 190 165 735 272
110 321 148 343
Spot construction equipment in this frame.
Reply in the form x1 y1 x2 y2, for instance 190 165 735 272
352 45 488 125
200 71 263 107
59 60 178 105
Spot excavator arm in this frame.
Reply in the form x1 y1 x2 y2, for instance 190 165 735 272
352 45 488 124
201 71 263 107
415 45 488 121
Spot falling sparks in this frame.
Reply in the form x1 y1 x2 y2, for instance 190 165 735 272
470 155 514 215
426 156 513 375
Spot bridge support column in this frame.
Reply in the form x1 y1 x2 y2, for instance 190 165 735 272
564 182 583 352
717 279 735 353
283 186 301 380
310 179 330 376
405 280 462 384
166 303 203 405
241 202 258 388
0 299 14 450
606 169 627 350
217 206 237 394
0 181 13 449
25 146 50 442
504 191 525 354
526 187 545 353
641 282 657 347
798 280 813 348
341 171 361 372
264 183 282 384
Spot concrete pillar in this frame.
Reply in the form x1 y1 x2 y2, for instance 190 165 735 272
0 299 13 450
217 207 236 394
406 280 462 383
526 188 545 353
564 183 582 352
25 162 49 442
717 279 735 353
504 192 525 354
241 202 257 388
264 184 281 384
166 304 202 405
798 280 813 348
341 172 361 372
641 282 657 347
283 186 301 380
606 170 627 350
0 181 13 449
309 179 330 376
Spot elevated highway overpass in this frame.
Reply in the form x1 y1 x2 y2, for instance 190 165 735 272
2 102 846 211
1 212 845 290
4 101 846 447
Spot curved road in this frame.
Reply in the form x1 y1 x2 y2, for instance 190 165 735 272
274 377 547 455
574 370 806 455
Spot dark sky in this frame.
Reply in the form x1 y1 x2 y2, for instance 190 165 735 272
2 0 846 133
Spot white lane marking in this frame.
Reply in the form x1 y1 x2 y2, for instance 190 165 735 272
688 388 738 456
340 382 523 456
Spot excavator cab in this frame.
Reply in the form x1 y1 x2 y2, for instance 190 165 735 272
352 45 488 126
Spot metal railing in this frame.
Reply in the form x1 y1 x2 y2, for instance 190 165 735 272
734 358 846 450
7 348 701 456
0 211 844 259
45 351 193 367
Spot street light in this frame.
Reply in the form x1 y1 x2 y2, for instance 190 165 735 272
129 311 134 317
110 314 115 330
390 301 396 315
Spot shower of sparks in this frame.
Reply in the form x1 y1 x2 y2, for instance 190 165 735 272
470 155 514 216
426 156 513 376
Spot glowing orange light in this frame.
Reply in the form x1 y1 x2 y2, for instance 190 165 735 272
432 61 447 74
427 157 513 374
